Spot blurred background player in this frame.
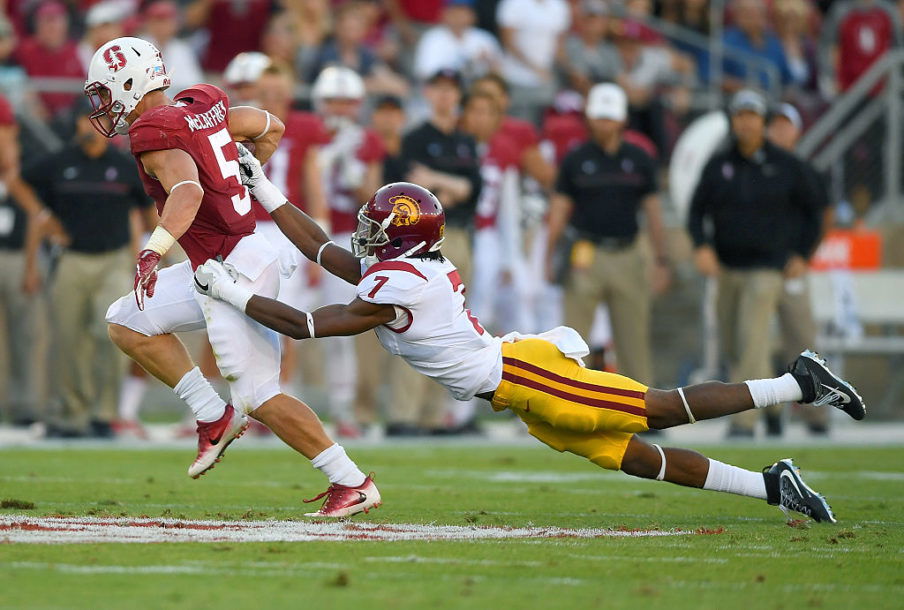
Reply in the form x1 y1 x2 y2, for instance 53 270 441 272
311 65 385 438
460 89 525 334
253 61 331 398
386 68 482 435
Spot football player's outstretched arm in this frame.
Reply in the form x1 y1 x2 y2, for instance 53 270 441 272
228 105 285 164
194 261 394 338
245 297 397 340
270 204 363 284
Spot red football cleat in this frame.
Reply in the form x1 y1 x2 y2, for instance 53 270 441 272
303 474 381 518
188 404 249 478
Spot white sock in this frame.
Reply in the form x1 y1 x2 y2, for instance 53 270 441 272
173 367 227 423
117 375 148 421
703 459 767 499
744 373 803 408
311 443 366 487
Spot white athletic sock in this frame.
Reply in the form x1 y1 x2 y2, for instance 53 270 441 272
311 443 366 487
744 373 803 409
173 367 227 423
117 375 148 421
703 459 767 499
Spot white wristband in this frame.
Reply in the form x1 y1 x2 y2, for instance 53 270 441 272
218 280 254 312
253 178 288 213
143 226 176 256
252 110 271 141
316 241 334 266
305 311 316 338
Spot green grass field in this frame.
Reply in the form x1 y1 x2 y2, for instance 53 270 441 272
1 443 902 609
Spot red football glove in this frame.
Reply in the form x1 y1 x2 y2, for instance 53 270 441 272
134 249 162 311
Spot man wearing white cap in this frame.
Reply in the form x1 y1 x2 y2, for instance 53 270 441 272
547 83 670 388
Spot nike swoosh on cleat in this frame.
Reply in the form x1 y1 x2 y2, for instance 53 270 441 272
356 492 367 505
780 469 804 499
820 384 851 404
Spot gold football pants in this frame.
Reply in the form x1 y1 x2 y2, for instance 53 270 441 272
491 339 648 470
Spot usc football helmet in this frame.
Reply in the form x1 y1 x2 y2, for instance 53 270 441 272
84 37 170 137
352 182 445 261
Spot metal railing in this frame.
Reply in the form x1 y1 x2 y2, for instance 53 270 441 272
797 49 904 216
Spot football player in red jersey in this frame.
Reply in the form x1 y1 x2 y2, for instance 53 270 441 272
197 172 866 524
84 37 379 518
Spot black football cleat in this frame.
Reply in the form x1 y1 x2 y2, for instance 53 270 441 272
789 350 865 421
763 458 836 523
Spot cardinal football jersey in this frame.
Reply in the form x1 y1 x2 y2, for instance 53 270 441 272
356 257 503 400
475 131 521 229
129 84 255 268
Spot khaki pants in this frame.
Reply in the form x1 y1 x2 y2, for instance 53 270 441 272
717 268 784 431
777 275 826 426
0 250 39 423
564 240 653 384
387 226 472 426
49 248 132 432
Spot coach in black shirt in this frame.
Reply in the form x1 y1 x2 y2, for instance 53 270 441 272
387 68 482 436
24 105 152 438
688 90 823 437
548 83 669 386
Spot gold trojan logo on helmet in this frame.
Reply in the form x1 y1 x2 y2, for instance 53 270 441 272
389 195 421 226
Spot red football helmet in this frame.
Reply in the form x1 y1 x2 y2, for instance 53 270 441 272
352 182 445 261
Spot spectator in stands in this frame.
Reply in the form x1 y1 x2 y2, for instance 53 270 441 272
821 0 902 93
615 19 695 157
386 68 482 436
76 1 127 73
14 1 84 119
301 1 408 97
768 102 833 436
562 0 620 95
370 94 407 183
0 15 28 112
185 0 274 73
23 103 153 438
722 0 793 92
773 0 821 94
688 90 824 438
496 0 571 122
384 0 445 49
261 11 301 69
0 93 41 428
287 0 331 52
547 83 668 388
141 0 203 94
413 0 502 83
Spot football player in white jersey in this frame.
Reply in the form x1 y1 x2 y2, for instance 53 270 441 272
196 158 866 524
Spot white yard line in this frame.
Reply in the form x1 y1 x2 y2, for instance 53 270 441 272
0 516 704 545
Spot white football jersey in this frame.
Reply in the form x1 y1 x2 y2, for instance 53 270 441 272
357 257 503 400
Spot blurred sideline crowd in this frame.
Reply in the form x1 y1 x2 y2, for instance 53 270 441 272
0 0 899 441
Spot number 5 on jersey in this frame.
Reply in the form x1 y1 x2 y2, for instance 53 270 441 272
208 128 251 216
